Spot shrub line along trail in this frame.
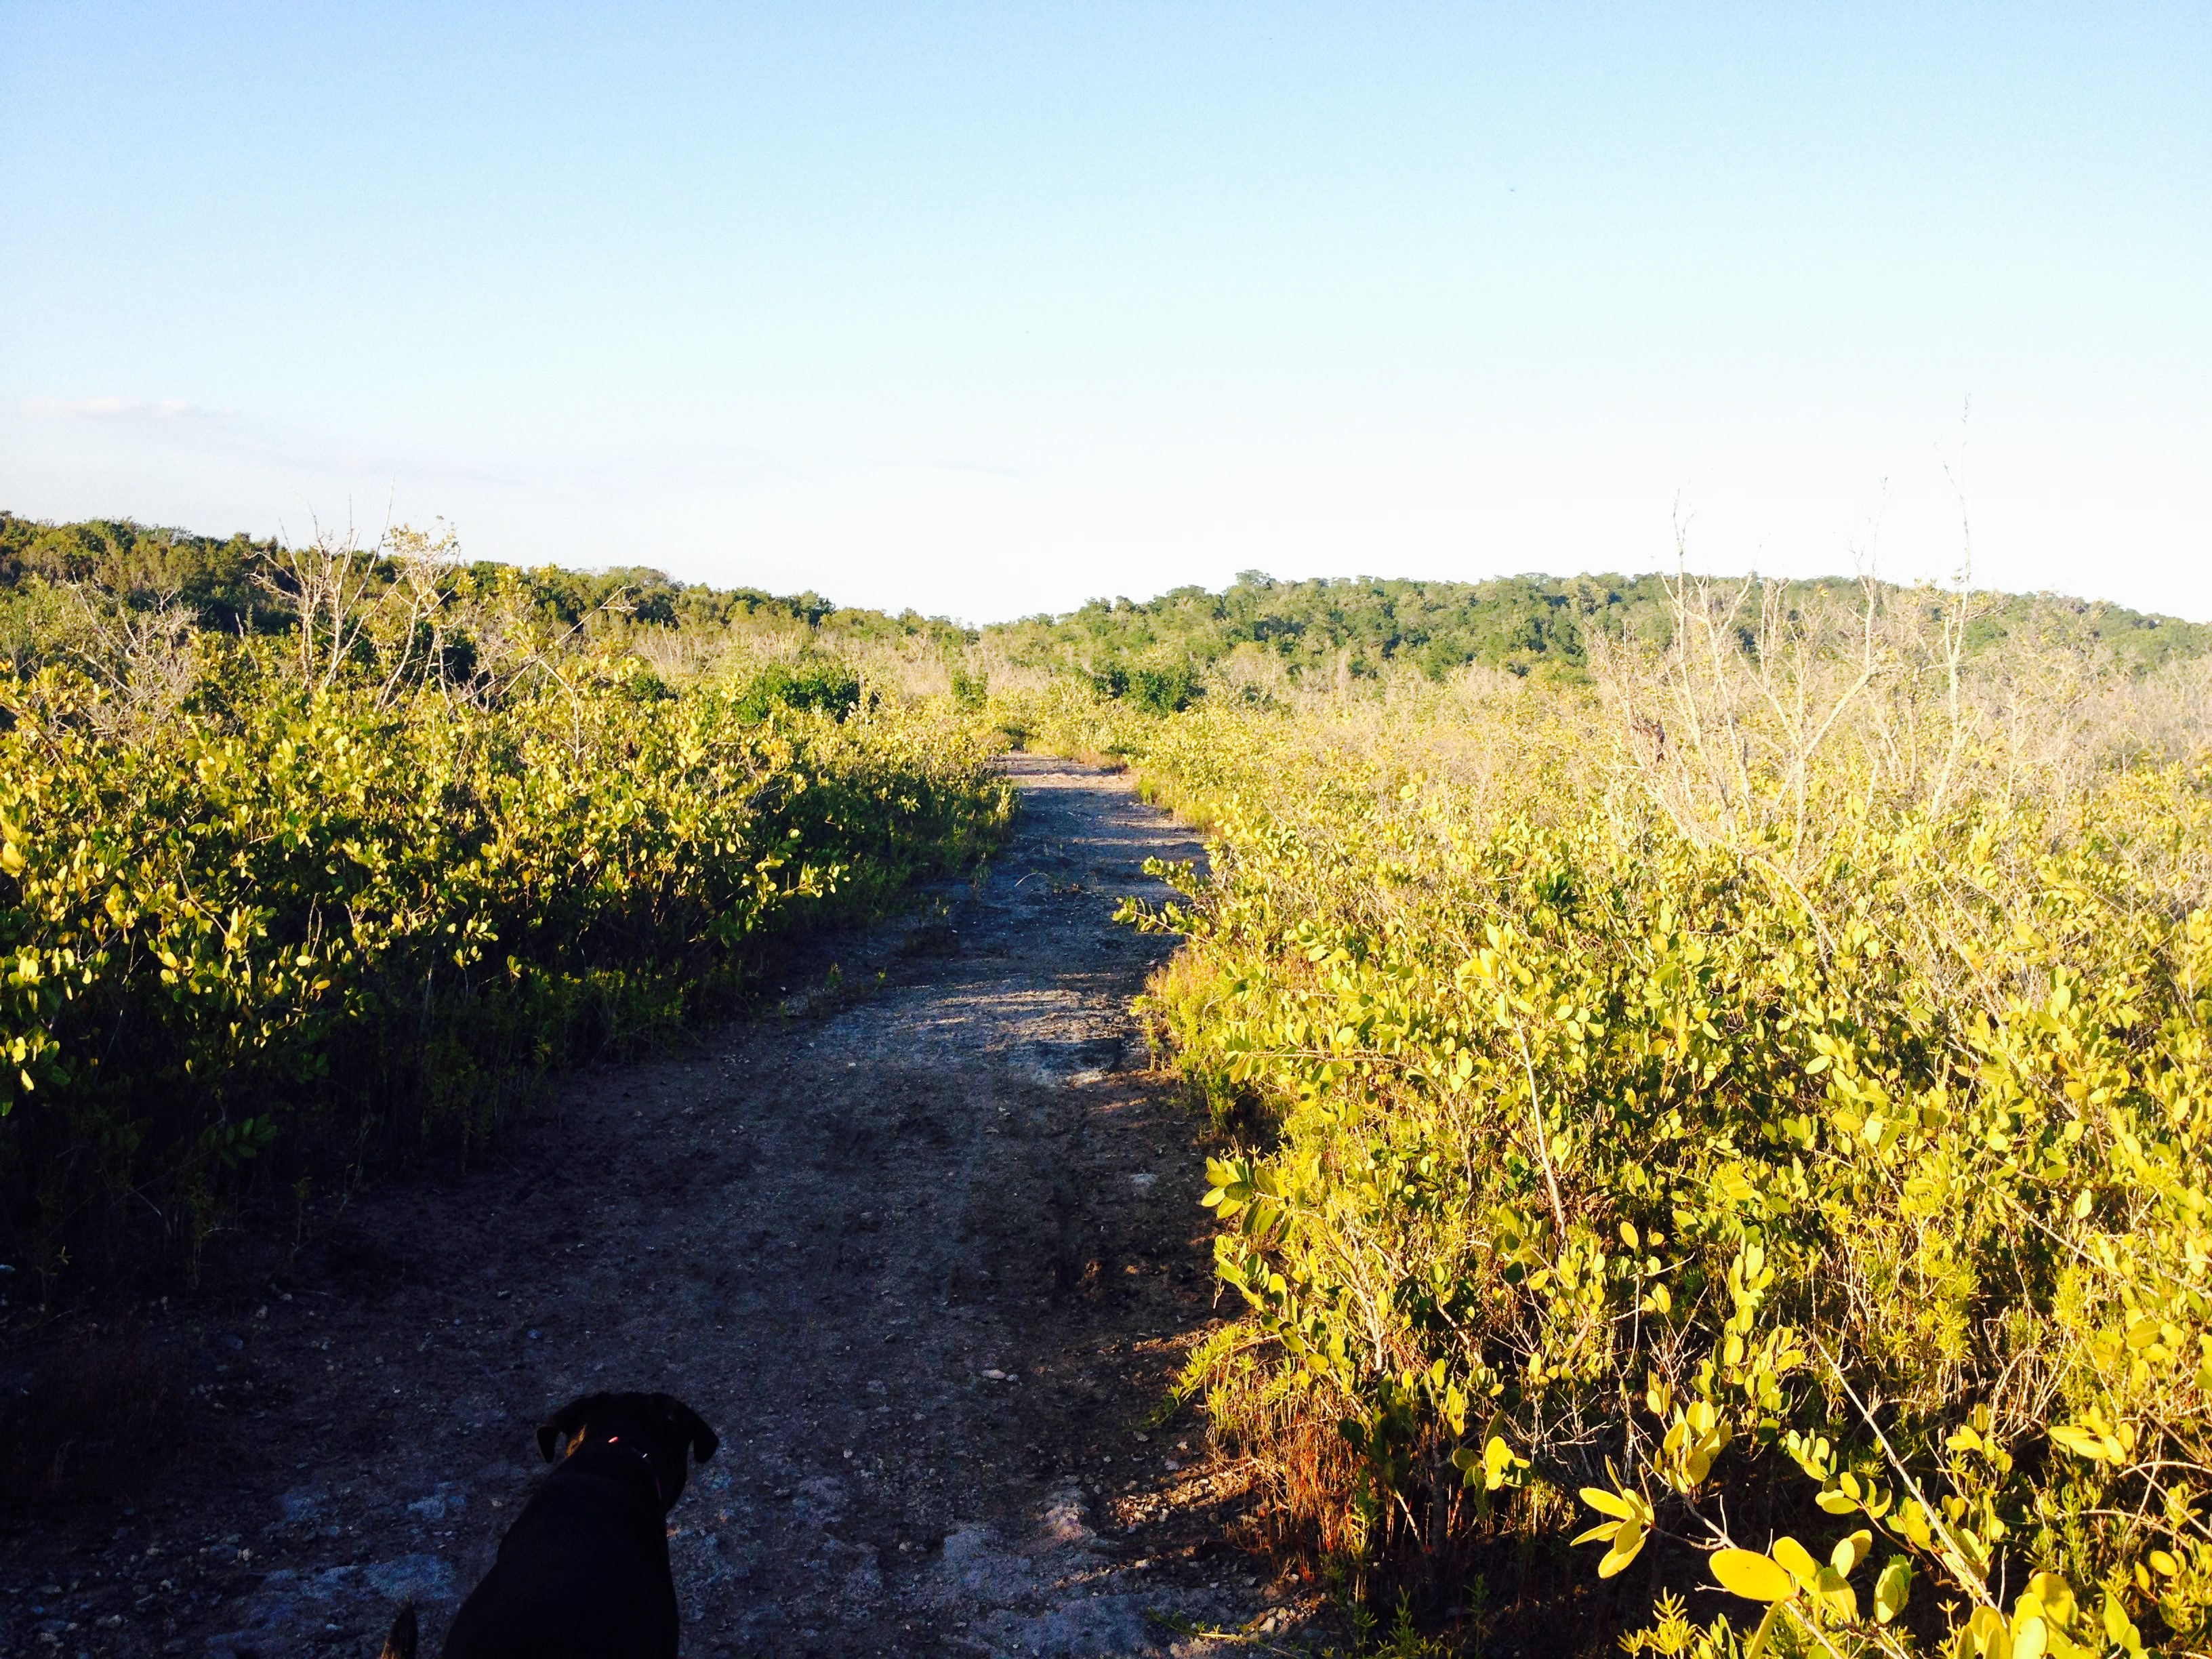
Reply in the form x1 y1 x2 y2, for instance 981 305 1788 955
3 759 1307 1658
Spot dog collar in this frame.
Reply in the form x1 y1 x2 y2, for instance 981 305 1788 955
600 1435 665 1507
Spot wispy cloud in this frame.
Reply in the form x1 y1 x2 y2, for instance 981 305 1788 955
22 396 228 422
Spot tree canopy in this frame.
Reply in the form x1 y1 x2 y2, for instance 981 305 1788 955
983 569 2212 687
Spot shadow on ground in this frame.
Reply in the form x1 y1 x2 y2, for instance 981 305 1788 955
1 758 1336 1659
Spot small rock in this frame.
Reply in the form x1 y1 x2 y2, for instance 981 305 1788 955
406 1488 466 1522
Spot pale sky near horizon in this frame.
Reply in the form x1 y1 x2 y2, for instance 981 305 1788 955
2 4 2206 624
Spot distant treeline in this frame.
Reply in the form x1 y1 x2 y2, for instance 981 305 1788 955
983 570 2212 704
9 512 2206 703
0 511 971 661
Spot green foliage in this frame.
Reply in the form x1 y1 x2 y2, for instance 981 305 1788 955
984 569 2212 692
0 510 980 676
1091 659 1203 715
0 523 1012 1289
1063 588 2212 1654
0 512 281 634
730 659 864 722
990 571 1651 689
948 665 989 710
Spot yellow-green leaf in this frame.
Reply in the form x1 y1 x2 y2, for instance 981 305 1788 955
1769 1536 1819 1590
1811 1565 1858 1623
1874 1557 1912 1623
1712 1549 1797 1602
1959 1606 2011 1658
1743 1602 1784 1659
2049 1423 2120 1462
1599 1517 1647 1578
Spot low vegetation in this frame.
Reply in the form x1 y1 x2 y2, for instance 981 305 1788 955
1012 576 2212 1654
12 507 2212 1654
0 516 1011 1290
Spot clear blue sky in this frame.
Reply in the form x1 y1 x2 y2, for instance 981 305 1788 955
3 3 2206 622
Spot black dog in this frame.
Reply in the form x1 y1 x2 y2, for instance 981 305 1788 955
379 1391 718 1659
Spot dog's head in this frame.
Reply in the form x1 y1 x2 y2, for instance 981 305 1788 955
535 1391 719 1511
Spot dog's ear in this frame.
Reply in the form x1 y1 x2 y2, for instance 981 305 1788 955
535 1394 601 1463
658 1393 720 1464
379 1603 417 1659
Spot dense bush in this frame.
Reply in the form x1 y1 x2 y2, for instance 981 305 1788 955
1090 659 1203 715
730 658 864 722
1077 583 2212 1656
0 564 1010 1289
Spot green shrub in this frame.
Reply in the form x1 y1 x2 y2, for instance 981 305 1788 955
731 659 863 722
1088 660 1202 716
1095 615 2212 1655
0 640 1008 1287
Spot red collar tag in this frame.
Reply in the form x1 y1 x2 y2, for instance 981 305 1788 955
590 1434 664 1506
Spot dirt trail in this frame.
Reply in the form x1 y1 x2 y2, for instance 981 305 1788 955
3 759 1322 1659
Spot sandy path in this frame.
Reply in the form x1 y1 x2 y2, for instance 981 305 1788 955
2 759 1318 1658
